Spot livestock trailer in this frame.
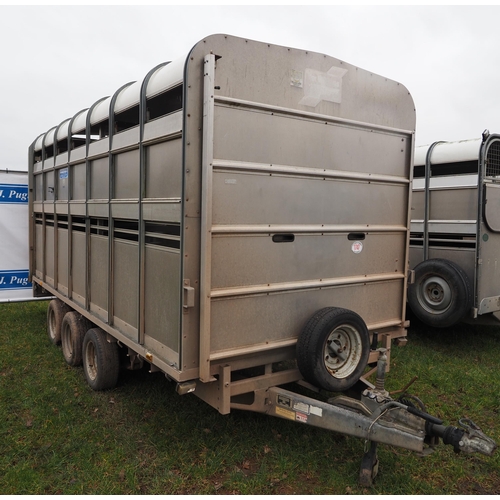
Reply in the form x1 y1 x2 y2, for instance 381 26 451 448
409 131 500 327
28 35 496 485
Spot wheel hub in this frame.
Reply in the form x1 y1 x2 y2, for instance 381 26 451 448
419 276 452 313
324 325 362 379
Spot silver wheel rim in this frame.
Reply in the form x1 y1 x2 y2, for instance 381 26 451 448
48 310 56 340
324 324 363 379
85 341 98 381
61 322 72 358
417 276 452 314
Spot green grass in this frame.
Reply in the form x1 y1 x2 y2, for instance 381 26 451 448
0 301 499 494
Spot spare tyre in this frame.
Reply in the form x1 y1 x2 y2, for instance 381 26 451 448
296 307 370 392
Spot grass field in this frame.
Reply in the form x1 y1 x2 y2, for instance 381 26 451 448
0 300 499 494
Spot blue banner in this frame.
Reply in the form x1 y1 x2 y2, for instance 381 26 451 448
0 184 28 204
0 270 30 290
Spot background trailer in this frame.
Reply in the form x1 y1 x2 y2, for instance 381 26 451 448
28 34 496 485
409 131 500 327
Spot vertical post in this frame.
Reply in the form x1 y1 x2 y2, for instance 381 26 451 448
138 63 169 345
27 142 35 284
476 133 490 312
423 142 443 261
199 54 216 383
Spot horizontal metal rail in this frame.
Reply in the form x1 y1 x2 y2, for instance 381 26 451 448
214 159 409 186
216 95 414 137
210 273 405 299
0 296 53 304
209 318 405 363
410 221 477 235
212 224 407 235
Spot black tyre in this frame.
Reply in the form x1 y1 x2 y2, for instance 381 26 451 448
296 307 370 392
61 311 91 367
408 258 472 328
47 299 71 345
82 328 120 391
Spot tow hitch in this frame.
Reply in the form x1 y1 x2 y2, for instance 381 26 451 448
267 348 497 487
426 418 498 456
351 390 497 486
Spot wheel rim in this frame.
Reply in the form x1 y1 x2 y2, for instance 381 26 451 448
48 309 56 340
85 341 98 381
62 322 72 358
324 324 363 379
417 276 452 314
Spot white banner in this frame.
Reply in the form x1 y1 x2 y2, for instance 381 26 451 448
0 170 33 302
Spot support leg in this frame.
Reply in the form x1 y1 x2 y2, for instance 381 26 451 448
359 441 379 487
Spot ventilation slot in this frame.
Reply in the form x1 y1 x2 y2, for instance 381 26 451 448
90 217 109 237
145 221 180 250
72 216 86 233
114 219 138 242
272 234 295 243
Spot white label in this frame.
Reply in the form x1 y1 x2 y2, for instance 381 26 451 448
224 179 237 185
351 241 363 254
310 406 323 417
293 402 310 414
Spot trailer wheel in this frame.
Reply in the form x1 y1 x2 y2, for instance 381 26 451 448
408 258 472 328
61 312 91 367
83 328 120 391
47 299 71 345
296 307 370 392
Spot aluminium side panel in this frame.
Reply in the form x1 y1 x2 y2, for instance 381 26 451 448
410 178 478 289
29 58 187 379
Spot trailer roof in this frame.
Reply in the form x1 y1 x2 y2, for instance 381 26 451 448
33 52 186 152
414 138 481 166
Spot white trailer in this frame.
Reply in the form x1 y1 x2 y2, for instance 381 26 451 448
28 35 496 485
409 131 500 327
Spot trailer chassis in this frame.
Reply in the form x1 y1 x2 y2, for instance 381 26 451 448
189 349 497 486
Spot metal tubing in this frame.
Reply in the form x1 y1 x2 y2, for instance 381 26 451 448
423 141 445 261
199 54 217 382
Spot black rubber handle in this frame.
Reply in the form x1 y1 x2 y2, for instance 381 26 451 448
406 405 443 425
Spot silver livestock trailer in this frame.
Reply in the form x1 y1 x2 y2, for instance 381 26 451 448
28 35 496 485
409 131 500 327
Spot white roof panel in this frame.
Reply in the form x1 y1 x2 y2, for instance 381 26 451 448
71 109 89 134
90 97 111 125
44 127 57 147
415 138 481 166
146 54 186 98
114 81 140 114
34 134 44 152
56 119 71 141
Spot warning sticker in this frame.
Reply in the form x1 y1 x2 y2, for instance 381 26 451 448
296 412 308 423
275 406 296 421
351 241 363 254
